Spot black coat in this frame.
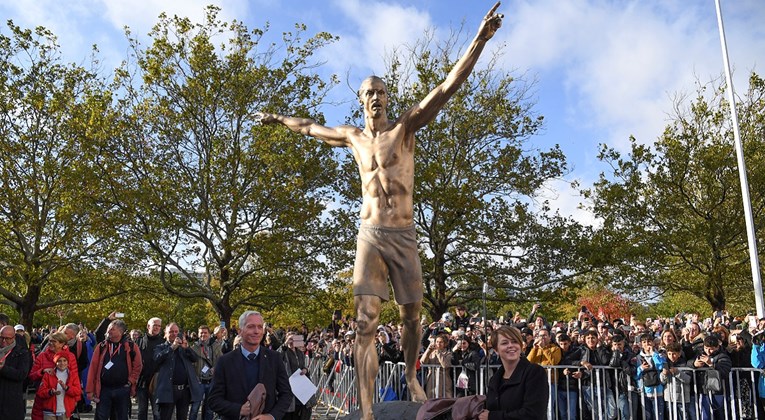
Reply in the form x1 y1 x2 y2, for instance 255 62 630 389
153 342 203 403
0 337 32 420
485 357 548 420
207 346 292 420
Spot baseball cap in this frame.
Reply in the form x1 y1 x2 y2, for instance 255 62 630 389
14 324 24 332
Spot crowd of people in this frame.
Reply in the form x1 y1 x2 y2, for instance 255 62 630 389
314 304 765 420
2 304 765 420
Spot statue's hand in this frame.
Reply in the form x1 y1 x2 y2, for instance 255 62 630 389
254 111 275 125
478 2 503 41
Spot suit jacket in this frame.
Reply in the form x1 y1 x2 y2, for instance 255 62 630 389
208 346 292 420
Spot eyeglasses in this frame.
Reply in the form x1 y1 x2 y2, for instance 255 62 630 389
1 335 15 342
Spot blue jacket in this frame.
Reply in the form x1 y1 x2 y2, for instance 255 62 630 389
636 351 666 396
752 343 765 397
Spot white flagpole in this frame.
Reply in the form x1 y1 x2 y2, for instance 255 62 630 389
714 0 765 318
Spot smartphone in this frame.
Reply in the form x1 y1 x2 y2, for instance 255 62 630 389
219 321 226 328
115 312 125 318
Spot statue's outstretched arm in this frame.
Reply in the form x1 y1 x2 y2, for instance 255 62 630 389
255 111 353 147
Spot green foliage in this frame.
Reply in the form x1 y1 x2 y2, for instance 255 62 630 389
0 21 128 328
102 7 345 326
587 73 765 311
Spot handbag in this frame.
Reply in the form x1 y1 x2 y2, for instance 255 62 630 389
148 372 158 395
704 369 722 393
322 356 335 374
641 368 660 387
456 368 469 389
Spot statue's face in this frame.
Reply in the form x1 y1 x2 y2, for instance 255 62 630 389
359 78 388 119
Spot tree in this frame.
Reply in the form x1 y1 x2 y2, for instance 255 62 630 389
0 22 128 328
102 7 345 327
335 30 586 320
586 73 765 311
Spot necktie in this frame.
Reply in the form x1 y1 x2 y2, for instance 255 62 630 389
248 353 256 361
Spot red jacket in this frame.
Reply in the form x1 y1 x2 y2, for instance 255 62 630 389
28 347 79 383
36 369 82 418
86 339 142 398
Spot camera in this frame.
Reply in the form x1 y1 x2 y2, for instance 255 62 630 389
435 322 445 329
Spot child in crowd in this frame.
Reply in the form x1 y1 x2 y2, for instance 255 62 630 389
36 353 82 420
661 342 696 420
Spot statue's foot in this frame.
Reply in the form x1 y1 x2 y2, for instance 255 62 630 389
407 380 427 402
360 408 375 420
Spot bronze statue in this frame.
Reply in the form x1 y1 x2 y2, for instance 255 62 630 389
256 3 502 418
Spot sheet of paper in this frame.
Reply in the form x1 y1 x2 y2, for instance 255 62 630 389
289 369 317 405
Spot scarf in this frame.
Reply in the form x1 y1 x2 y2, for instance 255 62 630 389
0 339 17 362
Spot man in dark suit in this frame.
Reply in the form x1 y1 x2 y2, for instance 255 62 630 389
208 311 292 420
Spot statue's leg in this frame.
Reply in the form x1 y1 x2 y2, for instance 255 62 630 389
400 301 427 402
354 294 382 420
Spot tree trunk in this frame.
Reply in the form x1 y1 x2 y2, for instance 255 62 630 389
705 276 726 311
19 284 42 330
215 297 235 333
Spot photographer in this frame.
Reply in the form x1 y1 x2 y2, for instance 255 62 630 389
420 334 453 398
688 335 731 420
376 326 401 364
153 323 202 420
421 313 454 349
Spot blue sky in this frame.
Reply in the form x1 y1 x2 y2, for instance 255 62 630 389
2 0 764 224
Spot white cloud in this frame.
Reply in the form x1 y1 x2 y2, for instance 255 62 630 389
97 0 248 37
312 0 435 83
502 0 765 156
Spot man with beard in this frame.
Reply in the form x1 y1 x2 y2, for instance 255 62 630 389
86 319 143 420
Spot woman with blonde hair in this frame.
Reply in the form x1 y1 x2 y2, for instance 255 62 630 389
478 325 548 420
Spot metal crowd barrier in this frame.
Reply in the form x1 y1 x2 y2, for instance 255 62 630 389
306 355 764 420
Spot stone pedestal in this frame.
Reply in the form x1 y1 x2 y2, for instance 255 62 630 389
340 401 423 419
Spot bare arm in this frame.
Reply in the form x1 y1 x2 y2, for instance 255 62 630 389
404 2 503 130
255 112 354 147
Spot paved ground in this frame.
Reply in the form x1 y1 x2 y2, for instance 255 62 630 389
24 391 345 420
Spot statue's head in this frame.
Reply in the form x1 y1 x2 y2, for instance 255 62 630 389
358 75 388 119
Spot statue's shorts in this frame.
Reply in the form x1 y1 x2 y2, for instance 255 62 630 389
352 224 424 305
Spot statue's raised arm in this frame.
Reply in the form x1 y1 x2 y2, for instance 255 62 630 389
403 1 503 130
